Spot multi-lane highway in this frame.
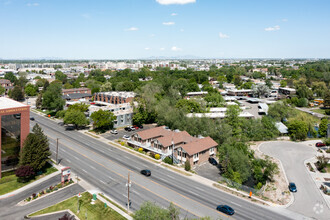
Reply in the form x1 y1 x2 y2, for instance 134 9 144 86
30 111 298 220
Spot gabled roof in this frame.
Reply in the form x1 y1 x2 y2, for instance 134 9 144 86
156 131 197 147
181 136 218 156
135 126 172 140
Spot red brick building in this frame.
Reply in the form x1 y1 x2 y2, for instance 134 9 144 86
0 79 14 95
94 92 135 105
62 88 91 96
0 97 30 178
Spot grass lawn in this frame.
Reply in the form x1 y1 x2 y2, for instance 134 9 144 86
312 108 327 115
34 109 56 116
30 192 126 220
0 163 58 196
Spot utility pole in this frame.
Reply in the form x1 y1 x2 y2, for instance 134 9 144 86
56 138 59 164
126 172 131 212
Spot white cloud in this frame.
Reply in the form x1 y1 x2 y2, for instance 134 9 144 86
156 0 196 5
171 13 178 16
265 25 280 31
171 46 182 51
27 3 39 7
282 18 288 22
219 32 230 39
145 47 151 51
163 21 175 26
125 27 139 31
160 48 165 51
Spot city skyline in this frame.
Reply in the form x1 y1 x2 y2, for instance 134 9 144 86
1 0 330 59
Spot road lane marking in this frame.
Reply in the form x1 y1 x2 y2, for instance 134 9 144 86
188 190 199 196
230 201 242 207
81 169 87 173
133 190 141 196
195 187 205 192
166 175 175 179
73 156 79 160
100 180 106 184
66 159 71 163
90 165 96 170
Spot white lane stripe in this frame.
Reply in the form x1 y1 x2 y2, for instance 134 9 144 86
100 180 106 184
73 156 79 160
122 194 127 198
133 190 141 196
195 187 205 192
66 159 71 163
230 201 242 207
166 175 175 179
81 169 87 173
62 149 67 153
188 190 199 196
90 165 96 170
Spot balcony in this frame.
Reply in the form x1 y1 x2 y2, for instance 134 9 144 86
127 140 171 156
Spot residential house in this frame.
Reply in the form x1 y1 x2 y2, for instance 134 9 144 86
0 79 14 95
94 91 135 104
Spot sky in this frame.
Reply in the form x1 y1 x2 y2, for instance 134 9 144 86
0 0 330 59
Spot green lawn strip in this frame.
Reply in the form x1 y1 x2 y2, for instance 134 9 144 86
311 109 326 115
0 164 58 196
98 194 128 214
30 192 125 220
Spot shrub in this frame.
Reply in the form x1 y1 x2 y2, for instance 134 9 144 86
154 154 160 160
46 189 50 193
163 157 173 165
325 109 330 115
15 165 35 183
256 182 263 190
138 148 143 153
120 142 125 146
55 110 66 118
185 160 191 171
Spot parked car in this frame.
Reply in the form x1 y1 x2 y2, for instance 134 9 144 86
140 169 151 176
30 117 35 121
209 157 218 166
289 182 297 192
130 126 135 131
123 135 130 140
316 142 326 147
139 125 144 129
110 130 118 134
124 127 132 131
133 125 139 130
216 205 235 215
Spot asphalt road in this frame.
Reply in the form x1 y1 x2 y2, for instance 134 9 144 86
0 174 84 220
28 112 298 220
260 141 330 220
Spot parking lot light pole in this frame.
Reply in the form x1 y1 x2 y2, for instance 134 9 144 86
56 138 59 164
126 172 132 212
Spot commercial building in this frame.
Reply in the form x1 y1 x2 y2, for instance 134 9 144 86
279 87 296 95
0 97 30 178
128 126 218 167
94 92 135 105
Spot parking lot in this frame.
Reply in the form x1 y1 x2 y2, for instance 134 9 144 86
194 160 225 182
101 124 156 141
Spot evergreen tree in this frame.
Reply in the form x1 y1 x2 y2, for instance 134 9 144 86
319 118 329 137
9 85 24 101
19 124 51 171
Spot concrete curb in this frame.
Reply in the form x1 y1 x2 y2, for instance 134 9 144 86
258 141 295 208
98 193 133 220
0 170 61 200
303 157 330 210
27 209 79 219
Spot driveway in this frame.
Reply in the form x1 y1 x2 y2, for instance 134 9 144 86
102 124 156 141
260 141 330 220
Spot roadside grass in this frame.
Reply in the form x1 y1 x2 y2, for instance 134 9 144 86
34 109 56 116
0 163 58 196
289 109 321 124
30 192 125 220
98 194 128 214
311 108 326 115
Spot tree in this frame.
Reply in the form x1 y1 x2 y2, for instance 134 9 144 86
204 92 224 107
68 103 90 112
252 84 270 98
324 90 330 109
268 102 289 121
225 105 242 136
172 78 188 98
4 72 17 83
319 118 329 137
175 99 203 113
19 124 51 171
24 84 37 96
184 160 191 171
42 83 65 111
55 70 67 83
0 85 5 95
90 109 116 130
133 202 180 220
63 110 89 128
15 165 35 183
288 120 308 141
9 85 24 101
63 83 73 89
15 76 28 88
100 81 112 92
280 80 287 87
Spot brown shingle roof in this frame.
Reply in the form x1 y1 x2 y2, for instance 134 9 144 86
156 131 197 147
136 126 172 140
181 136 218 156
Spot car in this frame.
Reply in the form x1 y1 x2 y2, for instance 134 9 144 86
124 127 132 131
133 125 139 130
139 125 143 129
289 182 297 192
209 157 218 166
130 126 135 131
30 117 35 121
123 135 130 140
110 130 118 134
216 205 235 215
140 169 151 176
316 142 326 147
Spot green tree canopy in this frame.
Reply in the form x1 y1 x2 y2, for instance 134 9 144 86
90 109 116 130
133 202 180 220
175 99 203 113
24 84 37 96
9 85 24 101
68 103 90 112
55 71 68 83
204 92 224 107
4 72 17 83
100 81 112 92
319 118 329 137
42 83 65 111
0 85 5 95
63 110 89 128
19 124 51 171
288 120 308 141
268 102 290 121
